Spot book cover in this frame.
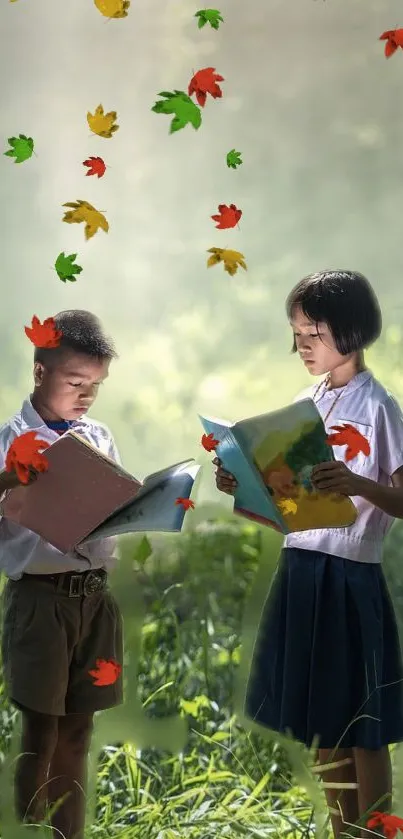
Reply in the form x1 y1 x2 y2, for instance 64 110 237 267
199 398 357 533
2 431 142 553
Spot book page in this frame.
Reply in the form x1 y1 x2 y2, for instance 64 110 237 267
82 463 200 541
199 415 285 532
234 398 357 532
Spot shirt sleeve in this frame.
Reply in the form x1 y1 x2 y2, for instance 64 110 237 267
107 433 122 466
376 395 403 477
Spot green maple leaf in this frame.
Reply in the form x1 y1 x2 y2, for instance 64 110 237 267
4 134 34 163
195 8 224 29
226 149 243 169
55 252 83 283
151 90 202 133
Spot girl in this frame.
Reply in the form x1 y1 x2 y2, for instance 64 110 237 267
214 270 403 839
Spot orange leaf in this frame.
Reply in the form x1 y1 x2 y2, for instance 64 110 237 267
83 156 106 178
5 431 50 484
175 497 195 510
188 67 225 107
88 658 122 686
367 811 403 839
24 316 62 348
326 424 370 462
201 433 219 452
379 28 403 57
211 203 242 230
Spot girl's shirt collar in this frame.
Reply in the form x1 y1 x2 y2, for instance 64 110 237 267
318 370 372 401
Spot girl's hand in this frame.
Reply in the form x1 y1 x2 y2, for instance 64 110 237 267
311 461 363 496
212 457 238 495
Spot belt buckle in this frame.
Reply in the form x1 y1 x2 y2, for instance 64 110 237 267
68 574 83 597
83 571 104 597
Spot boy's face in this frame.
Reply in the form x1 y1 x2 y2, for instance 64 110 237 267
33 351 110 421
290 305 349 376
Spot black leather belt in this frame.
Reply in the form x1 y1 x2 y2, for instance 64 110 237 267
21 569 108 597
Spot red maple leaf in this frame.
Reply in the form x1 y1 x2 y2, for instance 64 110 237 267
83 156 106 178
367 811 403 839
88 658 122 686
326 424 371 462
379 29 403 58
201 433 219 452
188 67 224 107
5 431 51 484
175 497 195 510
25 316 62 348
211 204 242 230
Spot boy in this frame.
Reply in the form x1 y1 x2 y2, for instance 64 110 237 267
0 310 124 839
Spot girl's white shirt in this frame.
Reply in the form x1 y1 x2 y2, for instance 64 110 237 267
283 370 403 564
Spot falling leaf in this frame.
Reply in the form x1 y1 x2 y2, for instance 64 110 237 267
201 432 219 452
5 431 50 485
25 316 62 348
211 203 242 229
133 535 153 568
379 29 403 58
87 105 119 138
94 0 130 17
83 156 106 178
207 247 247 276
326 424 371 461
195 8 224 29
367 811 403 839
4 134 34 163
88 658 122 686
175 497 195 510
226 149 242 169
62 200 109 241
151 90 202 133
277 498 298 516
55 252 83 283
188 67 224 108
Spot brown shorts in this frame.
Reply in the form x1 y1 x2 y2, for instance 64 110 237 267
0 569 124 716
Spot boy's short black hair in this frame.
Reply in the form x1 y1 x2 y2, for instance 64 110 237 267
286 270 382 355
34 310 118 367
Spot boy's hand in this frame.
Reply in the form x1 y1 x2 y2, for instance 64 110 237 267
212 457 238 496
0 466 38 491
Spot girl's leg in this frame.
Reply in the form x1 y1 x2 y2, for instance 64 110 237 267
317 748 359 838
353 746 392 837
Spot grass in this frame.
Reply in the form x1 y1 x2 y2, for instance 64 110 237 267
1 514 401 838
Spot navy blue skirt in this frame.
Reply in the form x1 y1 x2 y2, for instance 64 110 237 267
244 547 403 749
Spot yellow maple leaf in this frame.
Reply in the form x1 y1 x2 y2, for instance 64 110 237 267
277 498 298 516
207 247 247 276
87 105 119 138
62 200 109 241
94 0 130 18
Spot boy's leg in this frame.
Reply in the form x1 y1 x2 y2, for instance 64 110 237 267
47 712 94 839
15 705 59 824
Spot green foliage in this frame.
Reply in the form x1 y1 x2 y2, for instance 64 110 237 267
0 522 322 838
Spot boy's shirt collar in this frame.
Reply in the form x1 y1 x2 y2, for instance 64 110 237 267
21 397 87 434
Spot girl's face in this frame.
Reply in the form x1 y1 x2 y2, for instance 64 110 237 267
290 304 353 377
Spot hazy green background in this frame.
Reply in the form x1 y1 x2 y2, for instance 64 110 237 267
2 0 403 503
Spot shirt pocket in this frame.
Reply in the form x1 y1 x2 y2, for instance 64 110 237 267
327 418 374 476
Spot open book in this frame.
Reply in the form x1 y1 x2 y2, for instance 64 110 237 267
199 398 357 534
1 431 200 553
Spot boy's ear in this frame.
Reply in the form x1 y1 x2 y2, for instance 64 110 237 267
33 362 45 387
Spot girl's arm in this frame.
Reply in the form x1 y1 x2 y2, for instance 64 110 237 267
357 467 403 519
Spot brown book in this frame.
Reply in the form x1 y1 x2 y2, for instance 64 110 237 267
2 431 198 553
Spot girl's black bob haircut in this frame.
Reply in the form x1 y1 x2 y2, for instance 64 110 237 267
34 310 118 368
286 270 382 356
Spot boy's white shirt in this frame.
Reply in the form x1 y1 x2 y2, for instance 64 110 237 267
0 397 121 580
283 369 403 564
